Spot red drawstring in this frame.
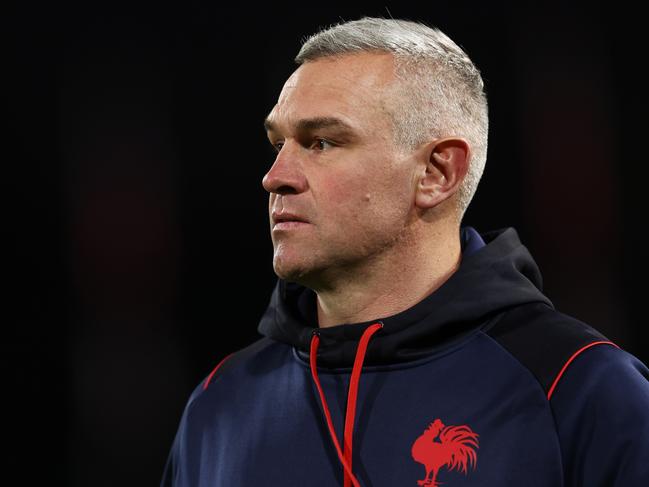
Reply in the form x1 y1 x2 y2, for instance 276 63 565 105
309 322 383 487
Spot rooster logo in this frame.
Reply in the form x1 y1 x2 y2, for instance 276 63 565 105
411 419 479 486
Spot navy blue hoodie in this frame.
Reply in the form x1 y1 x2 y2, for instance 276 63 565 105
162 227 649 486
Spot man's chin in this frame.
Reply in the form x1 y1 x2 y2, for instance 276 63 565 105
273 261 310 283
273 259 321 287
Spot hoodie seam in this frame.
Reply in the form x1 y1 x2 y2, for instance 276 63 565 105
478 330 555 403
289 329 484 373
479 330 566 482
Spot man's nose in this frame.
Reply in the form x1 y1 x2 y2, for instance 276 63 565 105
262 141 308 195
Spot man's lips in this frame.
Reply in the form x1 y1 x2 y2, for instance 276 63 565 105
271 212 310 229
271 212 309 225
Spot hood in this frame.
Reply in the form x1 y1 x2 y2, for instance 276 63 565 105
257 226 552 368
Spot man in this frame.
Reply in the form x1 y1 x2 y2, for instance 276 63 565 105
162 17 649 487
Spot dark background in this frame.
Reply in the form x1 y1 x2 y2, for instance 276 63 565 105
4 1 646 485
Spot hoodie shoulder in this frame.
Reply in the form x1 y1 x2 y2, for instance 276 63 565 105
549 344 649 485
484 302 613 397
197 337 281 392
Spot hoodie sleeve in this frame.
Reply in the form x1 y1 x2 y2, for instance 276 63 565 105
160 381 207 487
550 345 649 486
160 426 180 487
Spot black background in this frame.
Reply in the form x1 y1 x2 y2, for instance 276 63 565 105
4 1 647 485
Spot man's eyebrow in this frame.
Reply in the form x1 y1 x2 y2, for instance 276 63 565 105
263 116 356 134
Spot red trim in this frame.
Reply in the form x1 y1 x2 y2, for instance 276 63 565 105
309 335 357 486
343 323 382 487
310 323 383 487
203 353 234 390
546 341 619 400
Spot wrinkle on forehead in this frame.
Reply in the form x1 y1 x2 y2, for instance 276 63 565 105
289 51 395 82
270 52 398 138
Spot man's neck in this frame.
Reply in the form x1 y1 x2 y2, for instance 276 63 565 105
315 230 462 328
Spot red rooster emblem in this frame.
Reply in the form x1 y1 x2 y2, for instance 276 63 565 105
411 419 479 486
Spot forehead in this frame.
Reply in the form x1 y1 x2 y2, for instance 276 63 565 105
266 52 397 134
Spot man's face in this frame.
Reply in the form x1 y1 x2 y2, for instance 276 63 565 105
262 52 417 287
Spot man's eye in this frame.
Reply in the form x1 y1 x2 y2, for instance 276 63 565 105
273 142 284 152
312 138 334 151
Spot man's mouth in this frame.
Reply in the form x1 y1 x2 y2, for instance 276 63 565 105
272 212 310 230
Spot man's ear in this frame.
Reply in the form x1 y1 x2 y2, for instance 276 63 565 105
415 137 471 210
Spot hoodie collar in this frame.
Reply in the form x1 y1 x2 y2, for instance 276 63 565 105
257 226 552 368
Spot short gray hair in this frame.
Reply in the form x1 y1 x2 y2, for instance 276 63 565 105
295 17 488 219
